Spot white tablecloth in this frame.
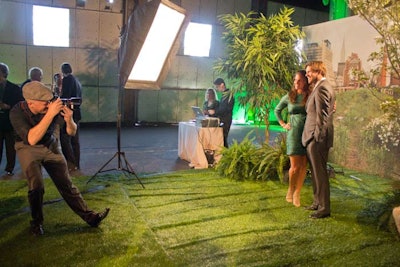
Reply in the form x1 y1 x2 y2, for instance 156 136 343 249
178 121 223 169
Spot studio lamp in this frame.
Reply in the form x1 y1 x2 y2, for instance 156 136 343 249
88 0 188 185
119 0 189 90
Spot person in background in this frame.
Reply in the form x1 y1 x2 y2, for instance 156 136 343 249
0 62 24 176
53 73 62 97
10 81 109 236
214 78 234 148
203 88 219 117
274 70 311 207
302 61 335 219
21 67 43 89
60 62 82 171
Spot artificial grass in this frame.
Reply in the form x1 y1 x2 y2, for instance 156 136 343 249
0 168 399 266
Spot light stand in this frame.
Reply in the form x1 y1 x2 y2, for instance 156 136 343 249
87 0 188 186
86 85 144 188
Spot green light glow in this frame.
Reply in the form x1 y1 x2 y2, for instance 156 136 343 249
328 0 351 20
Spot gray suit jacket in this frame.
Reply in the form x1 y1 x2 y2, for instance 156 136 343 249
302 79 335 148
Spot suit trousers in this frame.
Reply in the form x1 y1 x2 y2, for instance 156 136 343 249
15 142 97 224
306 139 330 215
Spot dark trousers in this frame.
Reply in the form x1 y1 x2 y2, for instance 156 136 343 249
306 139 330 215
60 122 80 169
71 124 80 169
0 129 16 172
15 142 96 225
221 119 232 148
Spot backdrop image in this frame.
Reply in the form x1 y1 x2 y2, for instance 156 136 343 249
302 15 393 90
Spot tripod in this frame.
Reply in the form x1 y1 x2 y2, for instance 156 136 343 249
86 90 144 188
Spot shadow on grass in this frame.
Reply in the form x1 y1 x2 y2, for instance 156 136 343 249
1 169 400 266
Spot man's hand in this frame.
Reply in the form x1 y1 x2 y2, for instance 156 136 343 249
47 98 64 118
60 104 74 123
0 102 11 110
58 101 77 136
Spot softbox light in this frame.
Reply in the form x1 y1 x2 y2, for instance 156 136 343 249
119 0 189 90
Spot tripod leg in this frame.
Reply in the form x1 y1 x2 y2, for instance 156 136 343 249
86 152 118 184
120 152 145 188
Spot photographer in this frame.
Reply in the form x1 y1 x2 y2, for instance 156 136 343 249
60 63 82 171
10 81 109 236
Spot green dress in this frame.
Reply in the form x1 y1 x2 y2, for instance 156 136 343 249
274 94 307 155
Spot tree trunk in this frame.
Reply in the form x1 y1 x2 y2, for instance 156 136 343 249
264 113 270 142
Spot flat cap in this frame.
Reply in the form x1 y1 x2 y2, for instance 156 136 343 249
213 78 225 85
23 81 54 101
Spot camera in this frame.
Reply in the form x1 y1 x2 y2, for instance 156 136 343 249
60 97 81 109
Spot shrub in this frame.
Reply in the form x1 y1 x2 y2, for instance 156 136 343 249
216 134 259 181
216 133 289 182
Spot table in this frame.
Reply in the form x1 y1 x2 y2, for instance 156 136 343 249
178 121 223 169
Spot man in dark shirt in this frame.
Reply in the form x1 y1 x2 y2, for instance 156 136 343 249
0 62 24 175
214 78 234 148
60 62 82 170
10 81 109 236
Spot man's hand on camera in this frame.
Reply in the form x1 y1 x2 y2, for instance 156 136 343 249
47 98 64 118
60 104 74 122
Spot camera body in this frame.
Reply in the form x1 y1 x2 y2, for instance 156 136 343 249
60 97 81 109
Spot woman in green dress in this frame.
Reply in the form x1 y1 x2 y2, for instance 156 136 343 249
274 70 311 207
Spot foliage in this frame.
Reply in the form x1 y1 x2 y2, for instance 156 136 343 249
214 7 305 140
358 189 400 232
331 88 399 178
364 98 400 152
252 134 289 182
216 133 289 182
347 0 400 81
215 134 259 181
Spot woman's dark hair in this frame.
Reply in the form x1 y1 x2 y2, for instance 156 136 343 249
288 70 310 104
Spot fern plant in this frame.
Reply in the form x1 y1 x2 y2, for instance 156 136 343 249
216 134 258 181
252 134 289 182
216 133 289 182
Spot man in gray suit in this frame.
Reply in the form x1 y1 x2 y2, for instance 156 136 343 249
302 61 335 219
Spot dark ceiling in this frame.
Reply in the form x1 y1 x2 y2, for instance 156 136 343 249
252 0 330 13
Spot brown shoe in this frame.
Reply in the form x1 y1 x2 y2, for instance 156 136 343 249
304 204 318 211
88 208 110 227
309 212 330 219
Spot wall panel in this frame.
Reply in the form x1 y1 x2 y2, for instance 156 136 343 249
75 9 100 47
0 2 27 45
26 46 53 84
99 12 122 49
176 56 199 89
81 85 99 122
137 90 159 122
98 86 118 122
0 44 27 83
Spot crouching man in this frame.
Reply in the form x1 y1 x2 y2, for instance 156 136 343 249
10 81 109 236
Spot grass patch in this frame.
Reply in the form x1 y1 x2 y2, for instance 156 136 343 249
1 169 400 266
